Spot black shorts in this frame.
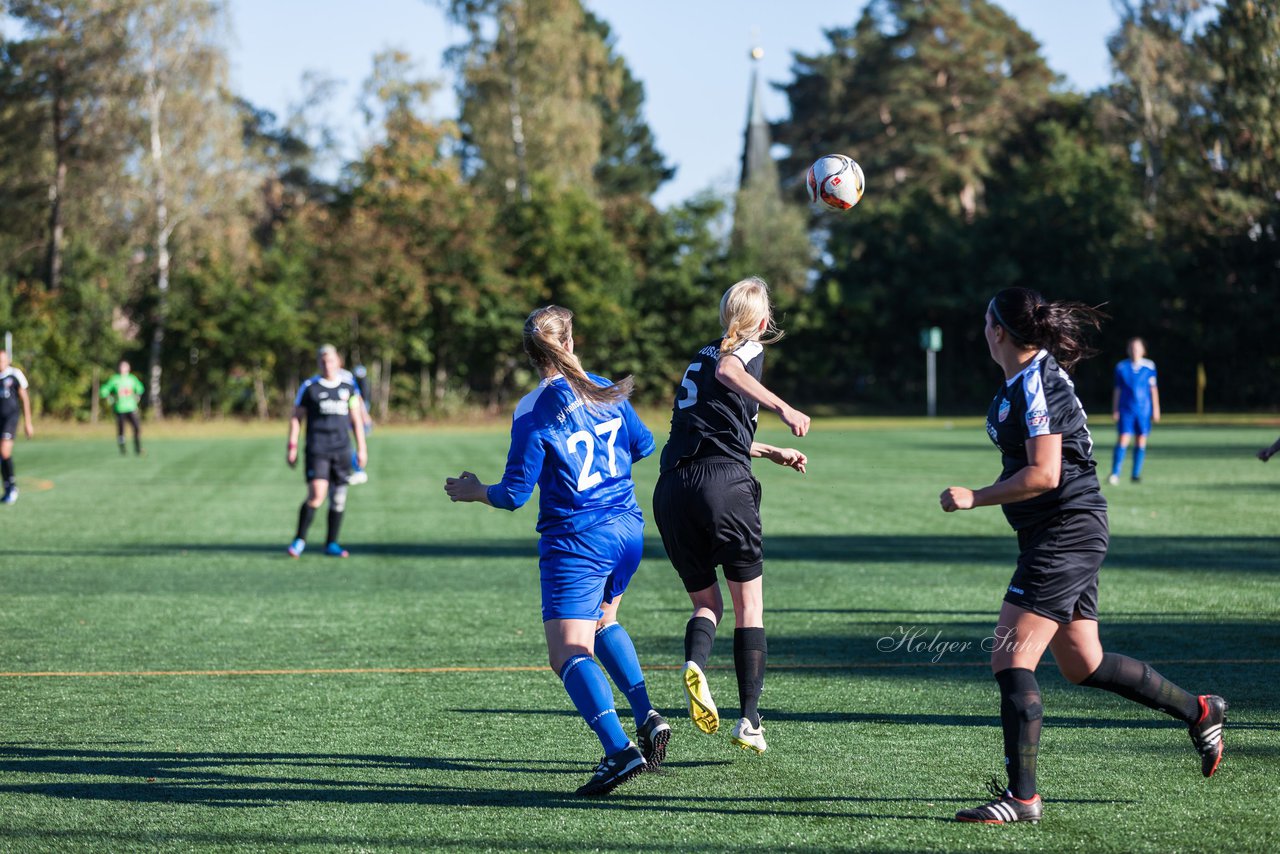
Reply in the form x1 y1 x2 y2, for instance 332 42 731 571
0 412 17 440
653 458 763 593
304 449 351 486
1005 509 1109 623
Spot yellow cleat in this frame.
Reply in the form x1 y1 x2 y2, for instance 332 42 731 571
682 661 719 735
730 717 767 754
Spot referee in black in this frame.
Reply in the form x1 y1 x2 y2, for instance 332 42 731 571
940 287 1226 825
287 344 367 558
652 277 808 755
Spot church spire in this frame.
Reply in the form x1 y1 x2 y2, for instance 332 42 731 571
740 42 776 190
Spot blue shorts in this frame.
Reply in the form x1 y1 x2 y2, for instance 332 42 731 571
1117 410 1151 437
538 511 644 622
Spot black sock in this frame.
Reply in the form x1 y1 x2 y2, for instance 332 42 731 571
684 616 717 670
295 503 316 541
1081 652 1200 723
326 508 344 545
733 627 767 729
134 433 142 455
995 667 1042 800
1 455 13 485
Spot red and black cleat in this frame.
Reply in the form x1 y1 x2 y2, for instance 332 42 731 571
1190 694 1228 778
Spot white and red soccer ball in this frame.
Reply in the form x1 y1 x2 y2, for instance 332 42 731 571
806 154 865 211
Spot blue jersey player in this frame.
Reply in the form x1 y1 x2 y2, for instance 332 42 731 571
1109 337 1161 484
445 305 668 797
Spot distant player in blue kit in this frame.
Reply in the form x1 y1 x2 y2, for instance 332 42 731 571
1109 337 1160 484
940 289 1225 825
444 305 668 797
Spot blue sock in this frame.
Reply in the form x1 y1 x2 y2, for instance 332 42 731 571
594 622 653 728
1133 446 1146 478
1111 443 1126 477
560 655 630 756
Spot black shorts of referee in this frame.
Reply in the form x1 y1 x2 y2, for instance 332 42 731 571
1005 508 1109 623
653 456 763 593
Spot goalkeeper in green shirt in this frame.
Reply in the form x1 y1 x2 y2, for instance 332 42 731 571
100 360 144 455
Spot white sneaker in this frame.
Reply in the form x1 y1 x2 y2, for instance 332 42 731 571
730 717 767 754
1107 474 1120 485
347 470 369 485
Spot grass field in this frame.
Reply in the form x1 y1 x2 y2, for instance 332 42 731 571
1 418 1277 852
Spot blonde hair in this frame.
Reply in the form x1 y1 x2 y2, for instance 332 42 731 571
523 305 634 407
719 276 783 356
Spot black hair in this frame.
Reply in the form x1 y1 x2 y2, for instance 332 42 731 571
988 287 1107 372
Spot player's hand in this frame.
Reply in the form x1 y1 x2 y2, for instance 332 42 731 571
23 423 33 439
780 405 811 438
445 471 486 503
940 486 975 512
287 446 298 468
1260 447 1275 463
1153 411 1161 424
357 449 368 469
1112 411 1120 421
772 447 807 473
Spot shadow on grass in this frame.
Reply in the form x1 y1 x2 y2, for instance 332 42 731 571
0 827 961 853
0 827 981 853
4 534 1278 573
0 743 1060 820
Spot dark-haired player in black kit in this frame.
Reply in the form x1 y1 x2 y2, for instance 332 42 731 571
0 349 34 504
653 277 808 754
287 344 367 558
939 287 1227 825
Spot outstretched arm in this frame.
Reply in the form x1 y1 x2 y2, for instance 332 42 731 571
715 355 810 437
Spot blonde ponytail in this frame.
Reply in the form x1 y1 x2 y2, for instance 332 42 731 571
719 276 783 356
523 306 634 407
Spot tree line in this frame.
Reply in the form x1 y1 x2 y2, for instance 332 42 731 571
1 0 1275 420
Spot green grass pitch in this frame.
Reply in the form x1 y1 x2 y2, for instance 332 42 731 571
1 419 1277 852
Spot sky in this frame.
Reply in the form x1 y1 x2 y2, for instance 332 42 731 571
227 0 1121 208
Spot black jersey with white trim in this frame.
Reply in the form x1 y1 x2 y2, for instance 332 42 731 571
295 375 357 455
660 338 764 471
0 367 28 418
985 350 1107 530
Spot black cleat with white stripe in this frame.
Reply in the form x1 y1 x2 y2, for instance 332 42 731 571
637 710 670 770
1189 694 1228 778
575 743 646 797
956 790 1042 824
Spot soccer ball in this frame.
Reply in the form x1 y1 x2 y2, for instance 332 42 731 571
806 154 865 211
